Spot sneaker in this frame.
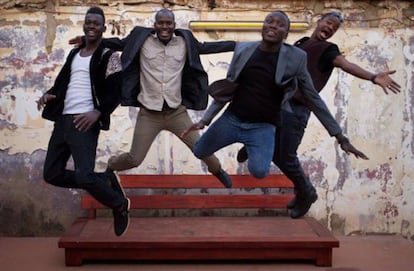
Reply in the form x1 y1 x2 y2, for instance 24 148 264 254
289 186 318 219
113 198 130 236
105 169 126 198
236 146 248 163
213 169 232 188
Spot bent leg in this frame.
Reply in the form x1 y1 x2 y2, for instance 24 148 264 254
69 122 124 209
108 108 162 171
242 122 275 179
167 106 222 173
193 111 239 160
43 117 79 188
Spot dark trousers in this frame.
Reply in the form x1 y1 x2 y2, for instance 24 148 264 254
43 115 123 209
273 102 313 191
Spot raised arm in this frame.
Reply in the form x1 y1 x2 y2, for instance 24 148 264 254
332 55 401 94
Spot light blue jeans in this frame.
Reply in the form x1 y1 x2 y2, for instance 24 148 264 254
194 110 276 179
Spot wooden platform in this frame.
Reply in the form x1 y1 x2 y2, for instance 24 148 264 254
58 174 339 266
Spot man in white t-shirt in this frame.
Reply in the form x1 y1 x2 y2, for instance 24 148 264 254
37 7 129 237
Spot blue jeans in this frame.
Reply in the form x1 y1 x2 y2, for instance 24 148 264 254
194 110 276 179
273 102 313 191
43 115 124 209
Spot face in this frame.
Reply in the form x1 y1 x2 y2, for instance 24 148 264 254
261 12 289 44
313 15 341 41
83 13 106 43
154 11 176 44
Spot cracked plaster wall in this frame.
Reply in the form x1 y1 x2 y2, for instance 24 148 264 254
0 0 413 239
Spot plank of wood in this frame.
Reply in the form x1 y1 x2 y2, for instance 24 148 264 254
81 194 295 210
118 174 294 188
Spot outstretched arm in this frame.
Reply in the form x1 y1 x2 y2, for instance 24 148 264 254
332 55 401 94
296 54 369 159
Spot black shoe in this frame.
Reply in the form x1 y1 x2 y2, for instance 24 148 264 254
286 197 296 209
105 169 126 198
289 187 317 219
287 188 298 209
213 169 232 188
236 146 248 163
113 198 130 236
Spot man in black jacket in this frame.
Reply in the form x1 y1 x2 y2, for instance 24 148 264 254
37 7 129 237
95 9 236 187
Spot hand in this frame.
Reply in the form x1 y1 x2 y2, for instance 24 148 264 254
339 141 369 160
68 36 83 47
73 110 101 132
180 121 206 139
373 70 401 95
36 94 56 111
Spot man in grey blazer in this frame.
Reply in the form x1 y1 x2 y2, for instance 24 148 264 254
182 11 368 218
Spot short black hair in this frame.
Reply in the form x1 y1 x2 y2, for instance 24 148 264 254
86 6 105 24
155 8 175 22
275 10 290 31
321 11 344 24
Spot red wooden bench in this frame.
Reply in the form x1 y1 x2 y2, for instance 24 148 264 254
58 174 339 266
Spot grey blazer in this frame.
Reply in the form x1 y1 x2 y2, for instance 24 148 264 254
203 41 342 137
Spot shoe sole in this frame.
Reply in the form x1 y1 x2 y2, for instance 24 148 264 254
117 198 130 237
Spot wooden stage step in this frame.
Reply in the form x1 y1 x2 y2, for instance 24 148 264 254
59 216 339 266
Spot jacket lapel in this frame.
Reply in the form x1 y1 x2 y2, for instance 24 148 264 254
275 43 288 85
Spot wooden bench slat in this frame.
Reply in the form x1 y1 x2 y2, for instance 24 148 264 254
82 194 295 209
118 174 294 188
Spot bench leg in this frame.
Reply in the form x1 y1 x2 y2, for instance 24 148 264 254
65 249 83 266
315 248 333 266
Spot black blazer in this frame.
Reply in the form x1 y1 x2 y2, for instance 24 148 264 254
104 27 235 110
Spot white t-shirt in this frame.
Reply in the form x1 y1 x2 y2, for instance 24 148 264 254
63 52 94 114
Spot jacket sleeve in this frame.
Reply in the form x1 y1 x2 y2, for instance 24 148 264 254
96 52 122 115
201 100 227 125
296 54 343 136
198 41 236 54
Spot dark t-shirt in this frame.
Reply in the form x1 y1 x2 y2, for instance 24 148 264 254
318 43 340 73
228 47 284 125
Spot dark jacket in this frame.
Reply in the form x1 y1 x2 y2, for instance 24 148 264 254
104 27 236 110
42 43 122 130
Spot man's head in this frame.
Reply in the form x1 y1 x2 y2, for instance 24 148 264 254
83 6 106 43
261 11 290 45
154 9 176 45
312 11 343 41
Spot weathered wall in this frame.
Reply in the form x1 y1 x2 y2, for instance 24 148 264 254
0 0 413 238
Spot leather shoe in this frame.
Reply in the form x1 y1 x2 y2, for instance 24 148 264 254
213 169 232 188
289 186 317 219
236 146 248 163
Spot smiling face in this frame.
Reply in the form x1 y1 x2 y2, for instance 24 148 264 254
154 9 176 45
312 14 342 41
83 13 105 43
261 11 289 45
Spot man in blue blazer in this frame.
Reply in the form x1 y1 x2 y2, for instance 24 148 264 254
182 11 368 218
